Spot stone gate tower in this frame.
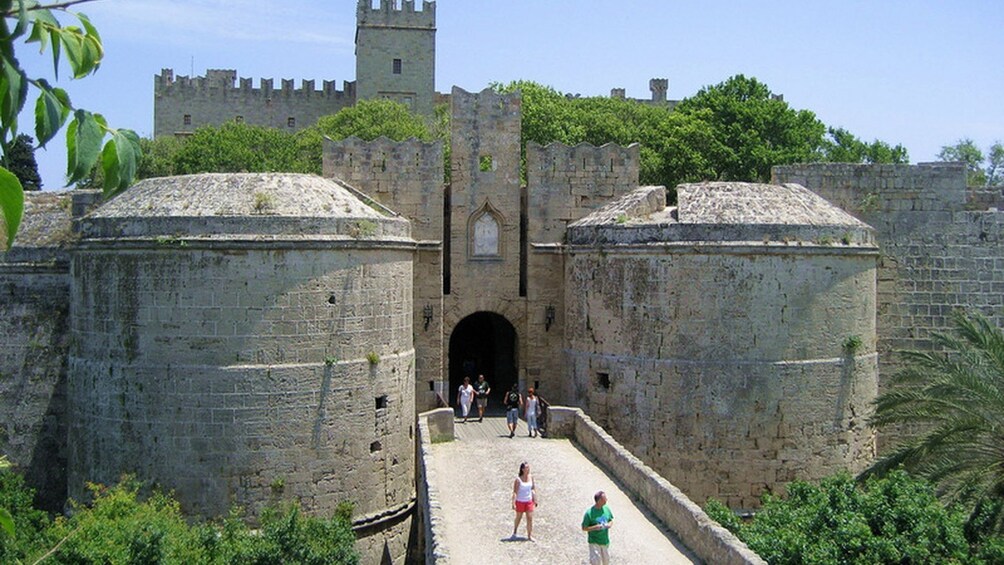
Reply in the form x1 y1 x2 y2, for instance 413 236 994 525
355 0 436 116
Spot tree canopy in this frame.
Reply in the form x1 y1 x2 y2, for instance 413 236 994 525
939 138 1004 187
0 0 141 248
294 98 435 174
170 122 306 175
494 76 908 201
4 134 41 190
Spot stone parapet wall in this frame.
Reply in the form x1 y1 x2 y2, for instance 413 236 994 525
526 141 640 244
547 407 765 565
415 408 452 563
154 70 355 137
773 164 1004 403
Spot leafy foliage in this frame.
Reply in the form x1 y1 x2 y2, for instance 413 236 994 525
0 467 54 563
494 77 907 202
675 75 827 182
295 99 434 174
0 471 359 564
0 1 142 248
820 127 909 165
864 310 1004 533
939 138 988 186
3 133 40 189
171 122 306 175
706 471 1004 564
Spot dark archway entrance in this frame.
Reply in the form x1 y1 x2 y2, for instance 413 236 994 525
448 312 517 413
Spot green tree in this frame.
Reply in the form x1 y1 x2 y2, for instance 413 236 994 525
3 134 40 190
821 127 909 164
939 138 987 186
986 141 1003 187
674 74 827 182
0 0 141 248
171 122 305 175
706 471 1004 564
863 310 1004 534
295 99 434 174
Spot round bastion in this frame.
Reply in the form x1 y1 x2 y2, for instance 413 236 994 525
68 173 416 561
564 182 879 510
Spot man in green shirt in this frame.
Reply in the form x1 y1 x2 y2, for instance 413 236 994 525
581 490 614 564
474 374 490 422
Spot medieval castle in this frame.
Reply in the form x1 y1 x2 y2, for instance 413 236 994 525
3 1 1003 563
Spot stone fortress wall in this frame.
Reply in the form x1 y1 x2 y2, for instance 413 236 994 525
322 136 446 409
773 164 1004 395
563 183 880 509
154 69 356 137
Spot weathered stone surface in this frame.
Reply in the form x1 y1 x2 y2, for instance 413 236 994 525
565 182 880 509
67 173 416 564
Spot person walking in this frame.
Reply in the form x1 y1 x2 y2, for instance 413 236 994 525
474 374 491 422
503 383 522 438
582 490 614 565
525 387 540 437
457 376 475 423
510 461 537 541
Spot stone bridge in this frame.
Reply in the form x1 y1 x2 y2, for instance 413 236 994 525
415 407 764 564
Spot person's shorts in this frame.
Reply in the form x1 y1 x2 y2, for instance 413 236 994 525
514 500 535 513
506 408 519 425
476 396 487 408
589 543 610 565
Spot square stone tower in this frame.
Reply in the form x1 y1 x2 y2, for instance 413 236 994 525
355 0 436 116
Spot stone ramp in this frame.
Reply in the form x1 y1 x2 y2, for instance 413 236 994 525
430 416 699 564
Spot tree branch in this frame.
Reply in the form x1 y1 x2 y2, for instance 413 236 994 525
3 0 101 17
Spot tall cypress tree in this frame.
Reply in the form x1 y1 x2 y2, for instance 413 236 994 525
4 135 42 191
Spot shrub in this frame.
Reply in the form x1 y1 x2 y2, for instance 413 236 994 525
0 469 53 563
10 474 359 565
706 470 1004 564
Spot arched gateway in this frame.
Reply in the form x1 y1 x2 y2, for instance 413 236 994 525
448 312 518 411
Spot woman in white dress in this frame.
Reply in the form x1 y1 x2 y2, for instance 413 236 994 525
457 376 475 422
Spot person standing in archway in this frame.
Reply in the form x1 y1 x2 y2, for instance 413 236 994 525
525 387 540 438
457 376 475 423
474 374 491 422
504 383 522 438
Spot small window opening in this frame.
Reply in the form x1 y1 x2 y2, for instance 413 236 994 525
183 114 191 126
534 380 540 390
393 58 402 75
370 440 382 453
428 381 435 391
376 395 388 410
597 372 611 390
287 117 296 128
479 155 494 172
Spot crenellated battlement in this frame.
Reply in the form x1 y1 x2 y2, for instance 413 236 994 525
527 141 642 243
156 68 353 98
357 0 435 29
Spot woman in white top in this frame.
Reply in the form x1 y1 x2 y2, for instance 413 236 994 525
457 376 475 422
511 461 537 541
525 387 540 438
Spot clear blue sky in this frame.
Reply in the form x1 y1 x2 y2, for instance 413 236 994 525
20 0 1004 190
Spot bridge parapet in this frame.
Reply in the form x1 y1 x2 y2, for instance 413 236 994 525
547 407 765 565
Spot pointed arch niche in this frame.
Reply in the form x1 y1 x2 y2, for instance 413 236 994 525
468 200 504 260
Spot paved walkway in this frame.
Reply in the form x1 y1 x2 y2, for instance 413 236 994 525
429 415 699 564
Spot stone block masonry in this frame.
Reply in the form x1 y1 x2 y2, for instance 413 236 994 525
773 163 1004 407
154 69 355 137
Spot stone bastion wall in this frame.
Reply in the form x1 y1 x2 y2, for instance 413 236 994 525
773 163 1004 399
564 184 880 509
